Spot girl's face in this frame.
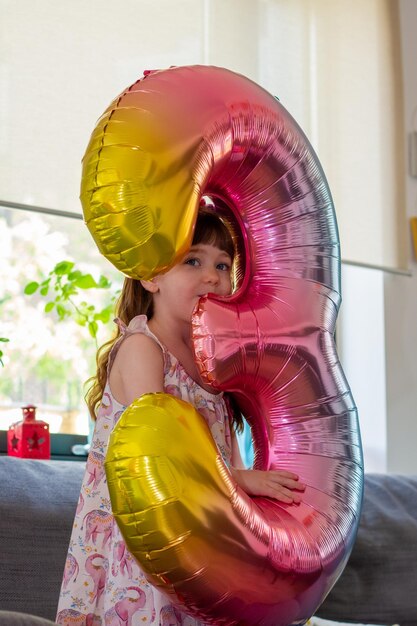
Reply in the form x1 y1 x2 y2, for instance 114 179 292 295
144 243 233 323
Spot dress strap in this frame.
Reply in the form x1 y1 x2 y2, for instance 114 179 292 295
107 315 167 376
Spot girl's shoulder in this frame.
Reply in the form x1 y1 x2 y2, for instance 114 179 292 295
114 314 159 341
110 315 224 402
107 316 166 406
114 330 163 367
109 315 166 370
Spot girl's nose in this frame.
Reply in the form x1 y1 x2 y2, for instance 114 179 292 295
203 267 219 284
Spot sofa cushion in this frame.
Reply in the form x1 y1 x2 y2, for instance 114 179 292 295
1 458 416 625
0 457 84 622
317 473 417 625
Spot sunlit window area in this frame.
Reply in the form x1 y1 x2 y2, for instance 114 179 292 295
0 205 122 435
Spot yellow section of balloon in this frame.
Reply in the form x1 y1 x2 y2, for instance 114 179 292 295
106 394 247 607
105 393 316 626
80 79 201 279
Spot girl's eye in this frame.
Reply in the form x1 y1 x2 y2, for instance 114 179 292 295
217 263 231 271
185 257 200 267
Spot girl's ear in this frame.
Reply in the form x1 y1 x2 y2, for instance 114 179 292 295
140 279 159 294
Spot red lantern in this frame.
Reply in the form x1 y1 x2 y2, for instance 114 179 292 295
7 405 50 459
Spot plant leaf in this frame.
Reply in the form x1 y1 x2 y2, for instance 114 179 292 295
88 321 99 338
44 301 55 313
74 274 98 289
24 281 39 295
54 261 74 276
56 304 68 318
68 270 82 281
61 283 77 298
98 275 111 289
94 307 112 323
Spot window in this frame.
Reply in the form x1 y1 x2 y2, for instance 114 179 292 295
0 204 122 437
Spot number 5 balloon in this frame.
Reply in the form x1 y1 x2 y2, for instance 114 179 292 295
82 65 364 625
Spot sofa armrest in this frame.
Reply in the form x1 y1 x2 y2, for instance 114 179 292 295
317 473 417 625
0 457 84 622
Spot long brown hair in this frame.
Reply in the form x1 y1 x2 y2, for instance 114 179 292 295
85 208 243 431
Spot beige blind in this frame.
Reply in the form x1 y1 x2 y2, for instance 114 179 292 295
0 0 407 269
0 0 207 215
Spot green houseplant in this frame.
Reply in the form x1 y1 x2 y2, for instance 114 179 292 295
24 260 118 348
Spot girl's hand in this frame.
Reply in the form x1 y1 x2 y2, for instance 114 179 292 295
230 468 306 504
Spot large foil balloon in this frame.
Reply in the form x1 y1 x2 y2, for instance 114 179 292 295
89 65 364 625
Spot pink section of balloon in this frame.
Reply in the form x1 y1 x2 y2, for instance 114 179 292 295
83 66 364 624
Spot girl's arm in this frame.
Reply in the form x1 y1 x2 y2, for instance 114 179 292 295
231 427 246 469
111 340 305 504
109 333 165 405
229 429 305 504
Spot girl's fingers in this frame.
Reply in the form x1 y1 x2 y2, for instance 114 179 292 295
272 470 299 479
269 473 306 490
265 481 303 503
272 487 301 504
232 469 305 502
274 493 293 503
270 477 301 490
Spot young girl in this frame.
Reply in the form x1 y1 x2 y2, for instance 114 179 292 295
56 207 305 626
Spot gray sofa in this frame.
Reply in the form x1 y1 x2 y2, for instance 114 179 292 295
0 456 416 625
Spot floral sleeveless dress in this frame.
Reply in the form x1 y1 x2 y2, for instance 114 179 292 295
56 315 232 626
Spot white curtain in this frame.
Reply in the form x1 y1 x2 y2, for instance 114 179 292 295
0 0 407 269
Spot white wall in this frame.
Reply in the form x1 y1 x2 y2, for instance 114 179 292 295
338 265 387 473
384 0 417 474
339 0 417 474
